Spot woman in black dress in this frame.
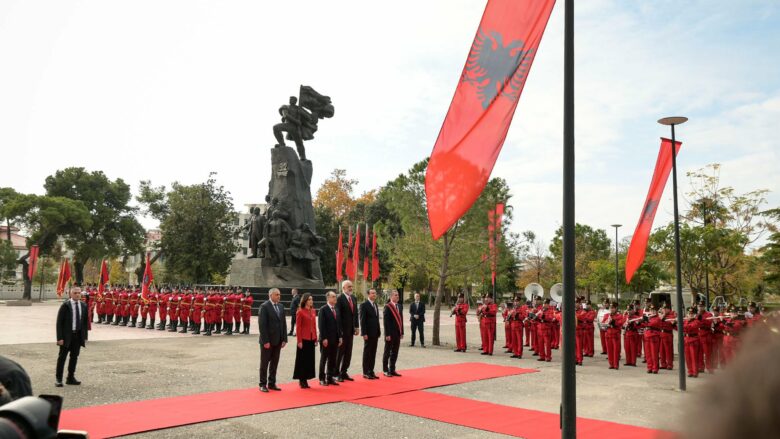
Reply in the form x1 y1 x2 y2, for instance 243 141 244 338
292 293 317 388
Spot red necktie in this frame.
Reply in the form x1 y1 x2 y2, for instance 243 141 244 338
347 295 353 313
331 306 336 319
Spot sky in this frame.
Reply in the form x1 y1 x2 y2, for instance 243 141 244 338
1 0 778 249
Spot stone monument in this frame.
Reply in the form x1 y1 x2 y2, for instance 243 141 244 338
229 85 333 289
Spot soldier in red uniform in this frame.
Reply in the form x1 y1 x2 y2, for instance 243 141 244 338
710 305 726 371
536 298 555 362
104 287 114 324
695 301 713 373
157 289 169 330
683 307 701 378
178 289 192 333
583 299 596 357
531 296 543 355
241 288 253 334
223 290 236 336
642 305 662 373
509 296 524 359
551 305 561 350
523 300 532 347
86 285 96 327
232 287 243 334
477 299 486 352
146 288 158 330
658 305 676 370
451 293 468 352
480 296 497 355
129 287 140 328
575 298 587 366
206 290 221 336
501 302 512 351
117 287 129 326
96 287 105 324
214 291 226 334
598 298 609 355
191 288 205 335
721 305 745 365
623 305 642 367
602 302 625 369
168 289 180 332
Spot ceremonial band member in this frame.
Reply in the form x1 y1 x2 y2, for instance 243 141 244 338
293 293 317 388
502 301 513 352
480 296 497 355
360 289 381 379
510 297 524 359
55 286 89 387
642 305 662 373
336 280 359 382
409 292 426 348
658 305 676 370
602 302 624 370
623 304 641 367
382 290 404 377
696 301 714 374
452 293 469 352
683 307 701 378
583 300 596 357
575 298 586 366
318 291 342 386
258 288 287 392
536 298 555 362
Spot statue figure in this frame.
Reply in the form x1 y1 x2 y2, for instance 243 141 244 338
286 223 325 279
266 211 292 267
271 86 334 161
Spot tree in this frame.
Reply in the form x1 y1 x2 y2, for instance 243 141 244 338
138 173 237 284
44 168 145 284
548 223 611 297
314 205 341 287
0 241 17 282
759 208 780 296
314 169 358 221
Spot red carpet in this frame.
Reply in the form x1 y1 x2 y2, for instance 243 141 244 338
59 363 536 438
353 390 672 439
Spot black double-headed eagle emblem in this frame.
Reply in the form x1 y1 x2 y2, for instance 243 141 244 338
461 28 535 109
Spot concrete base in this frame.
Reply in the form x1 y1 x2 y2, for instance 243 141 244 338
5 299 32 306
228 258 324 290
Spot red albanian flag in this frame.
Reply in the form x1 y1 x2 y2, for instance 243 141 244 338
345 226 354 280
98 259 109 294
363 225 370 280
56 258 71 297
27 245 39 281
141 253 154 301
336 227 344 281
425 0 555 240
625 138 682 283
371 231 380 282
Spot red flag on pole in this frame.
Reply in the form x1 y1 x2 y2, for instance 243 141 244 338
56 258 71 297
27 245 39 281
141 253 154 301
336 227 344 281
625 138 682 283
371 231 380 282
345 226 354 280
425 0 556 240
353 225 361 281
98 259 109 294
488 208 496 286
363 225 370 280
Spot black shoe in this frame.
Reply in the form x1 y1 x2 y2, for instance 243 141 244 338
370 373 380 379
319 380 328 386
327 380 339 386
421 345 426 348
336 376 344 382
383 371 392 377
342 374 354 382
363 374 372 379
268 385 281 391
66 377 81 385
55 381 63 387
299 381 307 389
259 386 269 392
480 352 489 355
391 372 402 377
409 344 415 347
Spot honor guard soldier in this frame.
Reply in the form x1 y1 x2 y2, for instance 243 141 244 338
168 288 180 332
536 298 555 362
721 305 745 365
509 296 524 359
232 288 243 334
178 289 192 333
241 288 253 334
710 305 726 370
575 297 587 365
96 287 105 324
451 293 469 352
683 307 701 378
583 299 596 357
623 304 641 367
479 296 497 355
118 286 129 326
104 287 115 324
602 302 625 369
658 305 676 370
138 288 149 328
695 301 713 373
146 287 159 330
191 288 205 335
129 287 140 328
642 305 662 373
223 289 236 335
157 288 169 330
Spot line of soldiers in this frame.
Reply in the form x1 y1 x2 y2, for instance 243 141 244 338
78 285 254 336
497 295 565 362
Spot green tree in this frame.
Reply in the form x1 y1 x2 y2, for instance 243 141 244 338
44 168 145 284
548 223 611 297
759 208 780 295
0 240 17 282
314 205 341 287
138 173 237 284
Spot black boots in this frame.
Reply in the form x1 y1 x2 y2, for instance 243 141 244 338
138 318 145 328
243 322 250 334
179 321 188 333
147 319 155 330
169 319 179 332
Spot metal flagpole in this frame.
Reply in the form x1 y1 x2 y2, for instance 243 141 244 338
658 116 688 391
561 0 577 436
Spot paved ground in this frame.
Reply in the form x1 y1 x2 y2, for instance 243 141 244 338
0 301 707 437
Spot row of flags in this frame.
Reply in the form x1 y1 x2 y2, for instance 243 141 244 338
51 253 155 299
336 224 379 282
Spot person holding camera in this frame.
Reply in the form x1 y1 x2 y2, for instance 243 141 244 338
55 286 89 387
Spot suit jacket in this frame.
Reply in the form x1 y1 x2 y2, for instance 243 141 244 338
56 299 89 348
359 300 381 338
409 301 426 322
258 300 288 346
383 302 404 339
290 294 301 313
318 304 342 344
336 293 359 335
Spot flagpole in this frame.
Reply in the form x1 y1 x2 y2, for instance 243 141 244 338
658 116 688 391
561 0 577 437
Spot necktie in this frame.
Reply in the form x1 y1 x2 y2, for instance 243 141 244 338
275 303 280 317
75 302 81 331
331 306 336 319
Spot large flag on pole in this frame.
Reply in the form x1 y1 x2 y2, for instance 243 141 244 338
56 258 71 297
27 245 39 281
352 225 361 281
625 138 682 283
336 227 344 281
425 0 556 240
98 259 109 294
346 226 354 280
363 225 370 280
371 231 380 282
141 253 154 301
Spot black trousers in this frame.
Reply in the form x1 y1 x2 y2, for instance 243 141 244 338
319 340 339 380
362 336 379 375
411 320 425 345
259 343 282 387
337 333 354 376
56 332 82 381
289 311 297 334
383 336 401 373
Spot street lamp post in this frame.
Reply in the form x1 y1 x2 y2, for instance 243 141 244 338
611 224 622 305
658 115 688 392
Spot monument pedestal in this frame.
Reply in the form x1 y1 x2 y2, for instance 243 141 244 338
228 258 325 290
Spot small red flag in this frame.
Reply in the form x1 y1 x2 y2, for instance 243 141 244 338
27 245 39 280
56 258 71 297
363 225 370 280
345 226 354 280
141 253 154 301
425 0 556 240
336 227 344 281
625 138 682 283
371 231 380 282
353 225 361 281
98 259 109 294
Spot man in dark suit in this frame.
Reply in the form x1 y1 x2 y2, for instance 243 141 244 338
383 289 404 377
360 288 381 379
409 292 426 347
288 288 300 336
335 280 359 382
318 291 342 386
55 286 89 387
258 288 288 392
